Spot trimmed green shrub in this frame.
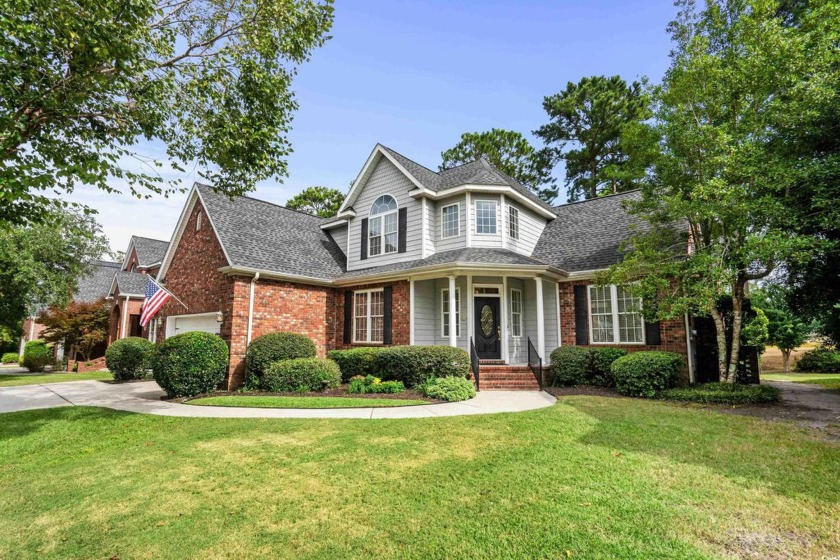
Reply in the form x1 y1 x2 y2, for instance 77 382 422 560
660 382 780 404
550 346 591 386
327 347 381 381
245 332 316 387
105 337 155 381
261 358 341 392
422 376 476 402
152 332 229 398
590 347 629 387
373 345 470 387
1 352 19 364
347 375 405 394
22 340 51 372
611 351 684 398
795 347 840 373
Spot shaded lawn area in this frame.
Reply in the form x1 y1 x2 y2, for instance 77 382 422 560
1 398 838 559
188 395 429 408
0 370 112 387
762 373 840 393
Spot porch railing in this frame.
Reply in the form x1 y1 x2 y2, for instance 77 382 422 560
527 337 544 390
469 337 480 392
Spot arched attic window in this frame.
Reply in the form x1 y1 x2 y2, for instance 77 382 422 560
368 195 398 256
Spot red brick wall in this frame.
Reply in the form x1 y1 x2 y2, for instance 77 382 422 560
558 280 690 382
331 281 410 350
124 247 139 272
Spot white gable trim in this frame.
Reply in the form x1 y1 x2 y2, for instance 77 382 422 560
338 144 428 213
121 238 137 270
157 185 233 281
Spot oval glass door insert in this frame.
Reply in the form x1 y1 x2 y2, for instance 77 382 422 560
480 305 494 336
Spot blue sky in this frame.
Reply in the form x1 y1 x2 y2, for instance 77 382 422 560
67 0 676 255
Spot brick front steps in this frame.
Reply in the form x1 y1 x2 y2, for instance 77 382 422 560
476 364 542 391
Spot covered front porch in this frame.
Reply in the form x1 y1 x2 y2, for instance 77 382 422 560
408 271 562 367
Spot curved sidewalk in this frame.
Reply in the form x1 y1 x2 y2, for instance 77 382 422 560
0 380 556 419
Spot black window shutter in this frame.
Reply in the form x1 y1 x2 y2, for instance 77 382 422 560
343 290 353 344
360 218 368 260
573 285 589 345
383 286 393 344
642 295 661 345
398 208 407 253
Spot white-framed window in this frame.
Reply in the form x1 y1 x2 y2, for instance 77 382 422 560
588 285 644 344
508 206 520 240
441 203 460 238
475 200 497 234
441 288 461 337
353 289 384 343
148 318 158 343
368 195 398 257
510 289 522 337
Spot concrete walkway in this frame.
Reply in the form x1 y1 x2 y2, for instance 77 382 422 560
0 380 556 419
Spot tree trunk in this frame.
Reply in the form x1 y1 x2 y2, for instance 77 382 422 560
782 350 791 373
710 310 729 381
727 281 746 384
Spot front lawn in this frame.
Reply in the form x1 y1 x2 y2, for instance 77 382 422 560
0 370 112 387
762 373 840 393
1 398 837 559
187 395 429 408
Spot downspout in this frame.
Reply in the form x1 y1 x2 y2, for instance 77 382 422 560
684 314 695 384
121 296 130 339
246 272 260 346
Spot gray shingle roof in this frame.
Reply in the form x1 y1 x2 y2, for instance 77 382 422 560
113 271 149 296
75 261 120 303
131 236 169 267
341 248 551 279
531 190 651 272
379 146 555 213
197 184 346 280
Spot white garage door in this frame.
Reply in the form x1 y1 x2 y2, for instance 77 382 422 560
168 313 221 337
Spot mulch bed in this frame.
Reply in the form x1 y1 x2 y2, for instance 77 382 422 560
170 385 436 404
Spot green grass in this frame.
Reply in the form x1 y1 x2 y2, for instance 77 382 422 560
0 399 838 559
762 372 840 393
188 395 429 408
0 370 112 387
660 382 781 404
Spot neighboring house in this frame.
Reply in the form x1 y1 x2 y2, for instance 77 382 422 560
155 144 697 390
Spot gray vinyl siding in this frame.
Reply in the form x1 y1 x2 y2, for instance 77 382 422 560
470 195 504 248
328 225 348 258
347 159 423 271
505 199 547 256
413 279 436 345
434 195 467 253
422 199 436 256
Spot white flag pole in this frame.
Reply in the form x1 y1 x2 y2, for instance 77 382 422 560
148 275 189 310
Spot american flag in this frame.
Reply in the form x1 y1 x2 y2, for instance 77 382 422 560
139 276 171 327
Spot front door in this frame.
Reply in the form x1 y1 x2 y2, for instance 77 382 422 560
474 297 501 359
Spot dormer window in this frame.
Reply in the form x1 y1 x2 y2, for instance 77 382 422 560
369 195 398 257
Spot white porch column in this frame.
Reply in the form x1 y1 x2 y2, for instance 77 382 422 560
409 279 415 345
501 276 509 363
448 275 457 348
466 274 473 349
121 295 130 339
535 277 545 359
465 193 472 247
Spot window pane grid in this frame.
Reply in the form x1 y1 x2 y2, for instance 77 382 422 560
441 204 459 238
590 286 615 343
509 206 519 240
368 196 398 257
589 285 645 344
354 292 368 342
475 201 497 234
442 289 460 337
616 287 644 343
511 289 522 337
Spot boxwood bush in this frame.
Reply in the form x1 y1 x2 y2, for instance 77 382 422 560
422 376 476 402
261 358 341 392
611 351 684 398
105 337 155 381
327 347 381 381
245 332 316 387
1 352 19 364
22 340 51 372
373 345 470 387
347 375 405 394
550 346 591 386
660 382 780 404
795 347 840 373
152 332 229 398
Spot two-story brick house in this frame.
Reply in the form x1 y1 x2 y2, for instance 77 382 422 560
155 144 696 389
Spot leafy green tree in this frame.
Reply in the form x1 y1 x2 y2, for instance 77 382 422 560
0 209 110 339
603 0 838 382
286 186 345 218
39 298 110 363
440 129 558 203
752 284 811 372
0 0 335 226
535 75 652 201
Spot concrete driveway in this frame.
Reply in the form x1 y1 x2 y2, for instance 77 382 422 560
0 380 556 419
